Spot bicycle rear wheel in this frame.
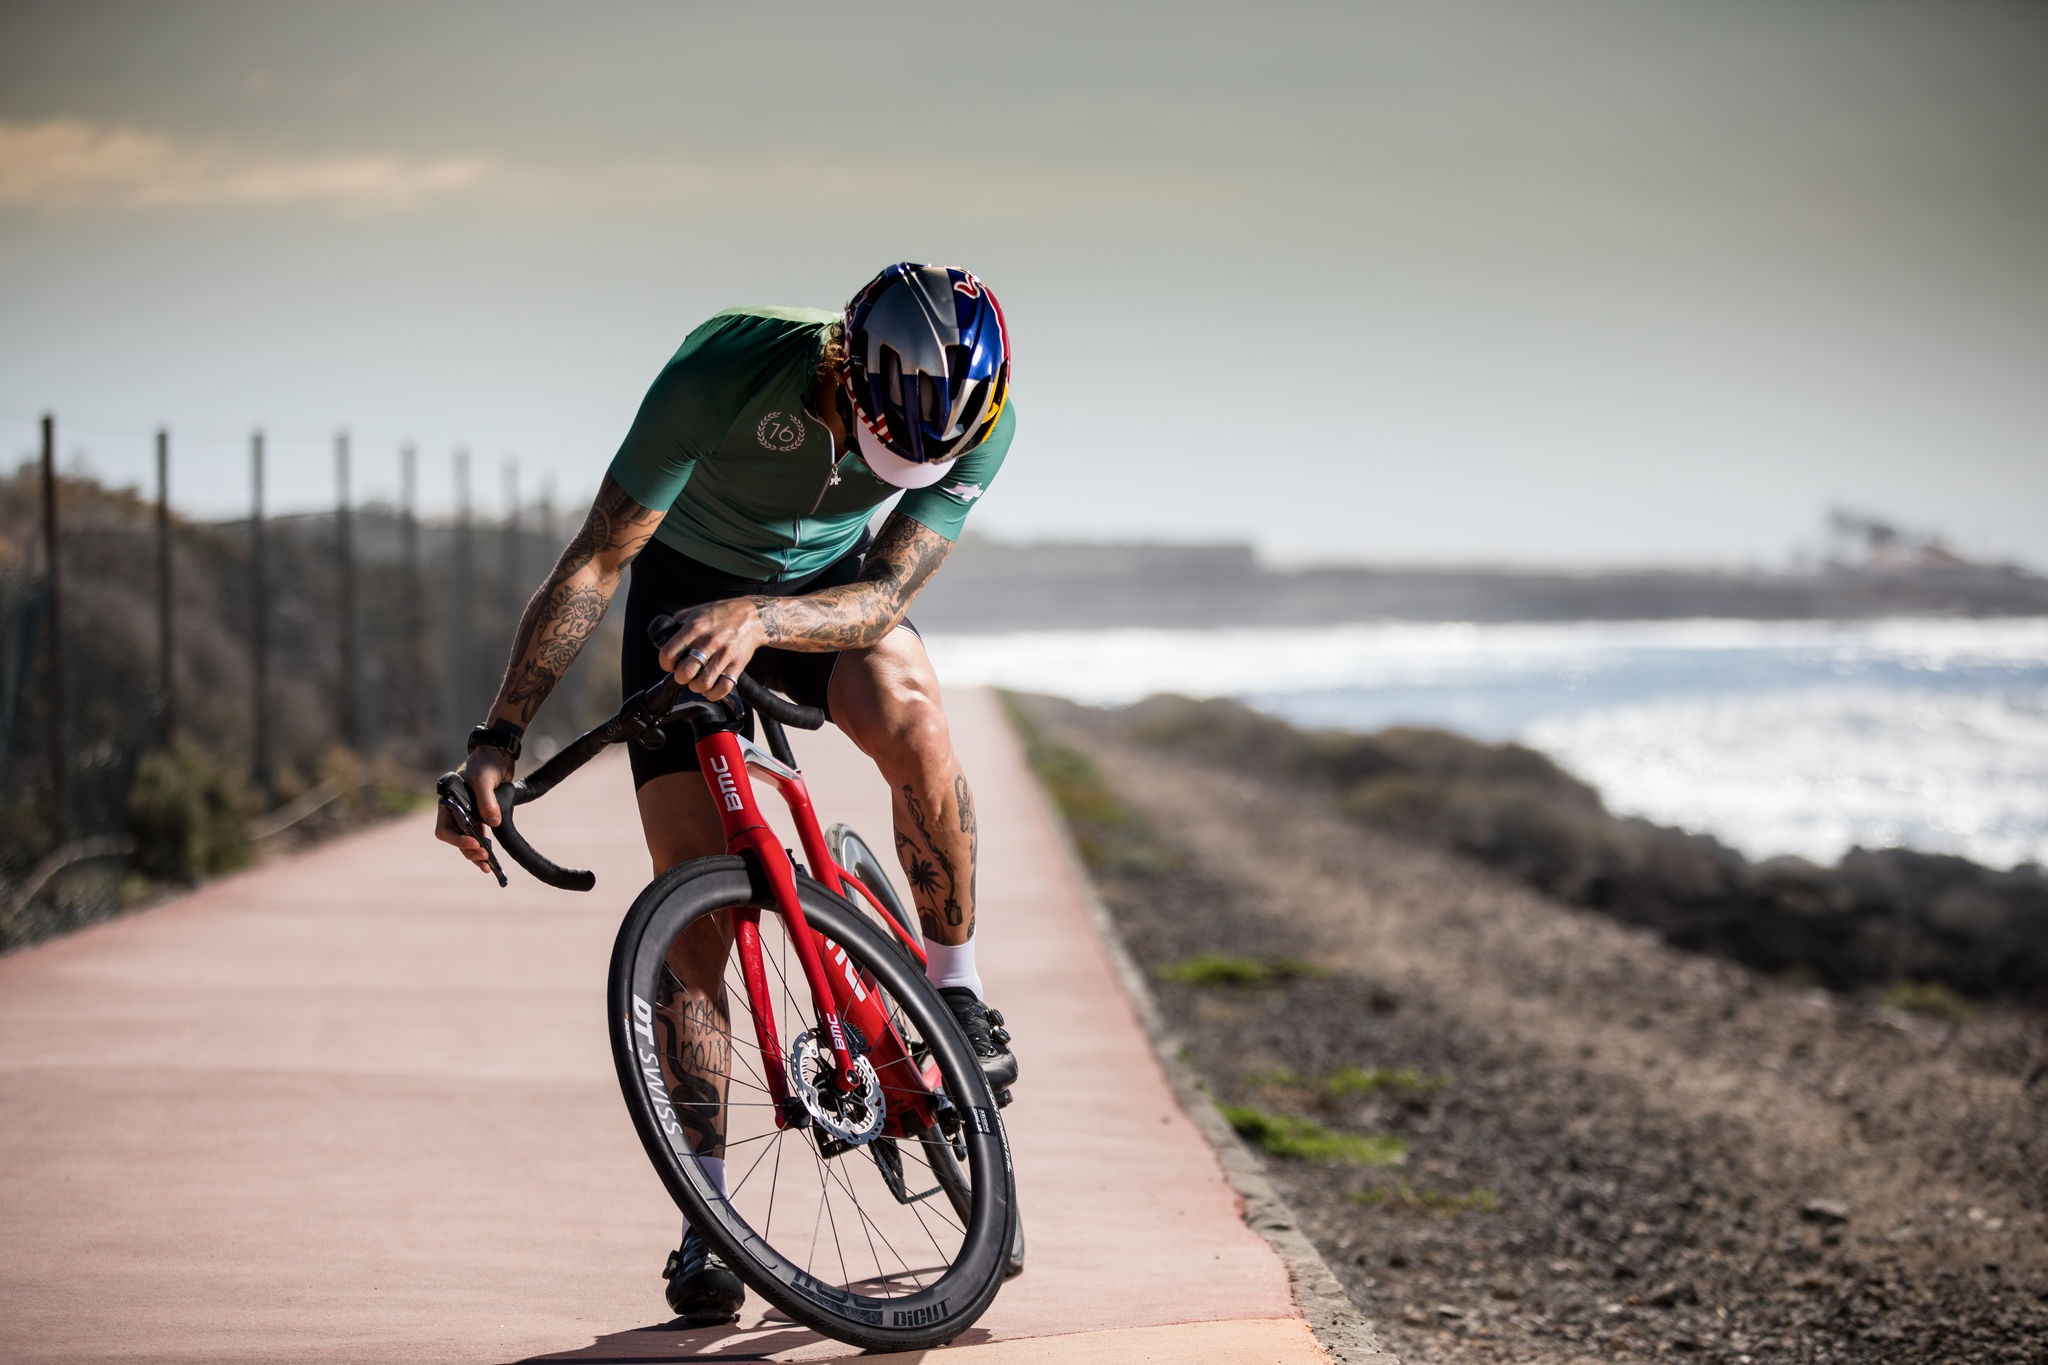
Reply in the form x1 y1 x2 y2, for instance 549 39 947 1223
609 855 1011 1351
826 822 923 962
826 822 1026 1279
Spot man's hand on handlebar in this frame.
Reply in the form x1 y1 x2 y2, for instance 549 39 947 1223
435 746 515 875
654 598 764 704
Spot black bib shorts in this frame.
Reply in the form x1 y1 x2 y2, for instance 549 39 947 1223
619 533 917 789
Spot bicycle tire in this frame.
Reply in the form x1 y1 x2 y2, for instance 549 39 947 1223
826 822 923 963
608 855 1011 1351
825 823 1025 1279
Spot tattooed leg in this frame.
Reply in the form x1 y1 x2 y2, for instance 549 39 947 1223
828 630 979 945
892 773 978 946
658 910 736 1158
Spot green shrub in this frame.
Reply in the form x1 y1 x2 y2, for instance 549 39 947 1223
1252 1063 1450 1099
1323 1064 1449 1097
127 737 258 883
1885 979 1973 1023
1156 953 1323 987
1222 1105 1408 1165
1349 1182 1497 1215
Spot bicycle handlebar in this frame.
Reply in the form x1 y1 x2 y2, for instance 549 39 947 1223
489 781 597 892
645 613 827 732
436 612 828 894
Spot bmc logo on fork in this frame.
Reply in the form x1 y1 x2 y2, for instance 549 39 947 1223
707 755 744 812
823 937 868 1003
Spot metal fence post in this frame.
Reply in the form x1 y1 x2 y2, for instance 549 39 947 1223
501 458 521 643
251 430 272 801
449 448 473 764
155 427 173 738
336 429 358 750
40 414 67 840
400 443 426 763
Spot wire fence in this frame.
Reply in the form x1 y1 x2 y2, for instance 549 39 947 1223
0 414 621 950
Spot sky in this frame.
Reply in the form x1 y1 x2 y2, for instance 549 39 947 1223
2 0 2044 567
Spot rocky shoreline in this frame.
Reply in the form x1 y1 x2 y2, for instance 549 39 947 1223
1097 693 2048 1007
1010 692 2048 1364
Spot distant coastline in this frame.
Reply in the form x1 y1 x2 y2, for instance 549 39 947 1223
915 534 2048 631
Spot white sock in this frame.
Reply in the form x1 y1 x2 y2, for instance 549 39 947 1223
923 938 983 998
679 1154 728 1243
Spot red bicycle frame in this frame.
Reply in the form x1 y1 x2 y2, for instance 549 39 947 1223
695 728 938 1137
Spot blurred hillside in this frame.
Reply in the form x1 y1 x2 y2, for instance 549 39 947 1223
916 532 2048 631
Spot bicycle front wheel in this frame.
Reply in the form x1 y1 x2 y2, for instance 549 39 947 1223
608 855 1012 1351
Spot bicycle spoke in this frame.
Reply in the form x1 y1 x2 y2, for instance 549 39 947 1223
807 1134 856 1294
729 1125 780 1198
805 1142 828 1274
821 1138 931 1294
764 1129 784 1241
826 1149 899 1294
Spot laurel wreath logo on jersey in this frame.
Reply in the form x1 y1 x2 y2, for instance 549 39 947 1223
755 410 807 452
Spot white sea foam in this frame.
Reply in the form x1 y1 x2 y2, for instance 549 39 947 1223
925 616 2048 703
1523 685 2048 869
925 617 2048 870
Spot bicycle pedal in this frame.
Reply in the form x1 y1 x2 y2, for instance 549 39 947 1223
993 1087 1013 1109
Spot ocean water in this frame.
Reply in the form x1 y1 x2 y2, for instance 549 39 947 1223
923 617 2048 870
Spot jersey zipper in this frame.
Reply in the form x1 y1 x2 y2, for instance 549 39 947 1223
786 426 844 580
806 434 843 517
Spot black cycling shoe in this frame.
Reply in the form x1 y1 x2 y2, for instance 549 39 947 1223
940 987 1019 1095
662 1229 744 1325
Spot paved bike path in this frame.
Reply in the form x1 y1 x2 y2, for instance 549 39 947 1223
0 687 1327 1364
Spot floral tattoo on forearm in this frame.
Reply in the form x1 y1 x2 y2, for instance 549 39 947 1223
493 476 659 725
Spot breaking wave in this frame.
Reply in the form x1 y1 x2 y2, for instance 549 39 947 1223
926 617 2048 869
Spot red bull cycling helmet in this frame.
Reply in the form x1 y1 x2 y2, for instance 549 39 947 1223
842 263 1011 489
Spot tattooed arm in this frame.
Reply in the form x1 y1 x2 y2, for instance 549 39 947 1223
491 474 664 726
437 475 663 870
653 512 953 699
753 513 951 650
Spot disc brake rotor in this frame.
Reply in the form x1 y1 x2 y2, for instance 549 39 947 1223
788 1029 885 1145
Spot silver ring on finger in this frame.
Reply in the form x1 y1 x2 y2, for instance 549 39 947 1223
684 647 710 669
718 673 737 690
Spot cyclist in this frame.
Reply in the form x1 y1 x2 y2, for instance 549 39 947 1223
435 263 1019 1324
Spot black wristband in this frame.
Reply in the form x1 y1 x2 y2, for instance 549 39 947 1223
467 718 525 760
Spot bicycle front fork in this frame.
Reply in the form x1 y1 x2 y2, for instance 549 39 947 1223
699 729 939 1138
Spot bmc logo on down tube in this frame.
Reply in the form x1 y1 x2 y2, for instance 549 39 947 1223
708 755 743 812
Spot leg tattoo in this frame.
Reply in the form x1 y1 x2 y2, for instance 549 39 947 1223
894 775 979 944
657 970 731 1157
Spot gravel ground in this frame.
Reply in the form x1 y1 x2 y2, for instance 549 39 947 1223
1021 698 2048 1365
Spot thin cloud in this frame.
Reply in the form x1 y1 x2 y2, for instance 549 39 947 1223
0 119 488 213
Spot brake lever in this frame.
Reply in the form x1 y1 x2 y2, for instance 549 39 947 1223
436 772 508 888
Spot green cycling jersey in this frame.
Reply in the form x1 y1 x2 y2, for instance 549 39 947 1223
607 306 1014 581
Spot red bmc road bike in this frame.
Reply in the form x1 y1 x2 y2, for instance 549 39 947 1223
438 616 1020 1352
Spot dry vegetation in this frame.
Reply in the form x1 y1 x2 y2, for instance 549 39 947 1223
1011 692 2048 1365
